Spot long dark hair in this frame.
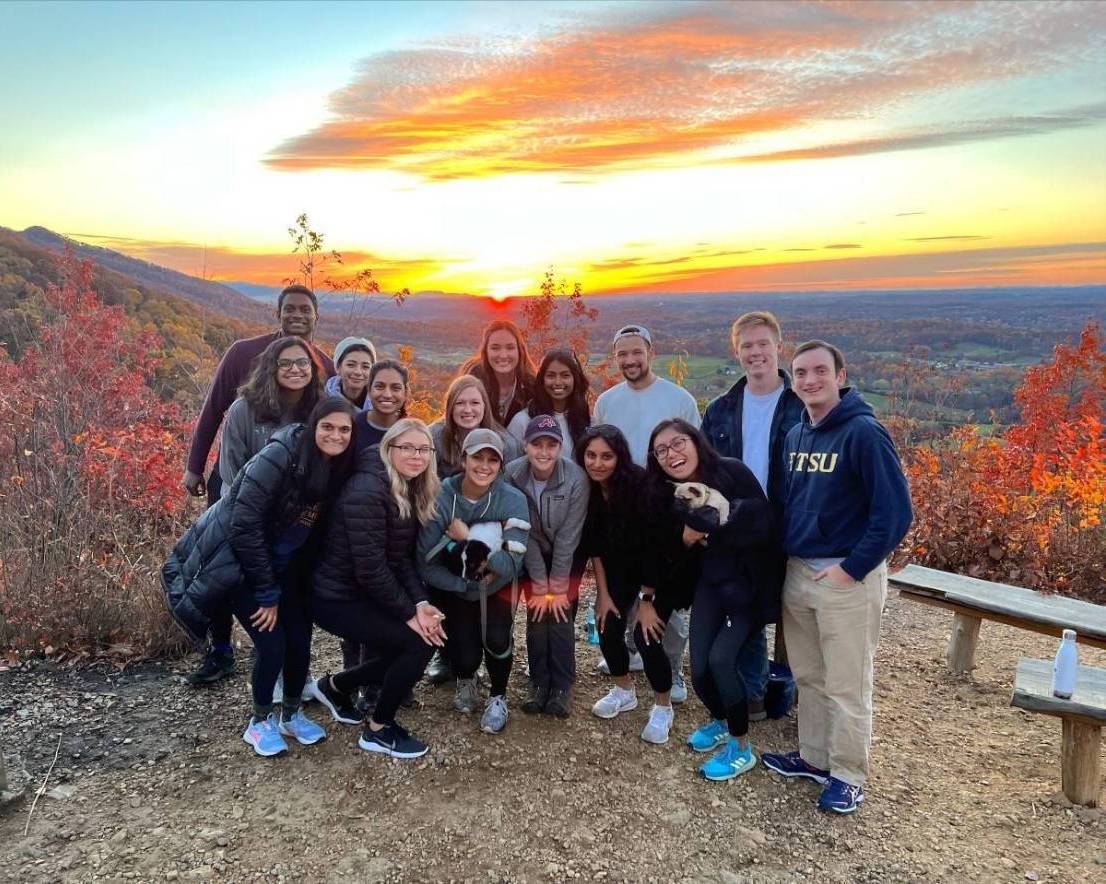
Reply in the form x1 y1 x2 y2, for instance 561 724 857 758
295 397 358 503
644 418 723 501
460 319 536 412
574 424 644 548
530 348 590 442
368 359 410 419
239 336 324 423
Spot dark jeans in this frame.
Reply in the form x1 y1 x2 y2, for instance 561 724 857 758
689 583 755 738
434 588 516 697
313 599 434 725
230 568 312 718
524 551 586 692
205 468 233 650
737 627 769 703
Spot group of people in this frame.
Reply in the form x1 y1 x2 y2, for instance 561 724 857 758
162 283 912 815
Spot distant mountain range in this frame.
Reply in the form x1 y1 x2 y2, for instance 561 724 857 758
19 226 273 325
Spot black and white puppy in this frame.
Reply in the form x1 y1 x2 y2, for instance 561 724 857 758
436 519 530 581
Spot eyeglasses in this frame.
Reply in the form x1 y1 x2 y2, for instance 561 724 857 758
277 357 311 371
389 443 435 457
651 435 691 461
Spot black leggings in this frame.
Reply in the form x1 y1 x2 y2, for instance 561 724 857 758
598 576 676 694
230 569 312 719
434 589 516 697
689 582 755 738
205 469 234 649
313 599 434 725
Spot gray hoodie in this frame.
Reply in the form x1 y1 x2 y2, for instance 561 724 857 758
416 473 531 600
504 455 589 595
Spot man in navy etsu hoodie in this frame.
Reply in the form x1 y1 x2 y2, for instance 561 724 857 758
762 340 912 815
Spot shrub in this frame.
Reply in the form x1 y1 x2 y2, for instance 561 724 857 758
901 322 1105 602
0 253 193 655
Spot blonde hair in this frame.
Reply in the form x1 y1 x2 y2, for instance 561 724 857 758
730 311 782 354
378 418 440 525
439 375 508 467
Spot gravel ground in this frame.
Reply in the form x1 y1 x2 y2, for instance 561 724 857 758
1 584 1104 883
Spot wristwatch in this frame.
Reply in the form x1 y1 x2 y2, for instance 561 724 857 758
638 591 655 603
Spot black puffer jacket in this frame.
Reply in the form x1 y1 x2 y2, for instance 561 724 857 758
161 425 313 646
313 445 427 622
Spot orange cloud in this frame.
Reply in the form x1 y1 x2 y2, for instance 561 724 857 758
67 233 457 287
266 1 1106 178
598 242 1106 293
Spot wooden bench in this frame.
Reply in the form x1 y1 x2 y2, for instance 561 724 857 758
1011 658 1105 807
890 564 1106 675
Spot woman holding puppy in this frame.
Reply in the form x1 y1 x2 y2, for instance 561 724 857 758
645 418 774 780
310 418 446 759
416 429 530 734
505 414 589 717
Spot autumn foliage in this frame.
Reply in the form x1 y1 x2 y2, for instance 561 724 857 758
0 253 192 655
901 322 1105 602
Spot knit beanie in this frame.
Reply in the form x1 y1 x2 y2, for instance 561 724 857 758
334 336 377 367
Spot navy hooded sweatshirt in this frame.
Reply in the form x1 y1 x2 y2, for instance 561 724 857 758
782 388 912 581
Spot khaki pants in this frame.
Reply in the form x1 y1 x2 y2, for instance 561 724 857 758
782 558 887 787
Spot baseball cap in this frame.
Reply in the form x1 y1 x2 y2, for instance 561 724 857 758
334 336 377 367
612 324 652 346
462 428 505 459
524 414 563 444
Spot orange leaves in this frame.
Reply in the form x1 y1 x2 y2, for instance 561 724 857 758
902 320 1105 602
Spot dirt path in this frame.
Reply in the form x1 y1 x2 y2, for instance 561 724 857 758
2 587 1104 883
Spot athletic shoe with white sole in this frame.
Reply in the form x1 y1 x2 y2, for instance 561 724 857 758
670 669 688 704
817 777 865 814
687 719 728 753
760 749 830 784
700 738 756 781
640 703 674 744
597 652 644 675
591 686 638 719
309 675 361 725
242 713 288 757
278 709 327 746
358 722 429 759
453 677 480 714
480 695 509 734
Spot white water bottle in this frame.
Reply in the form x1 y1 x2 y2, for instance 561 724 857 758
1051 629 1078 700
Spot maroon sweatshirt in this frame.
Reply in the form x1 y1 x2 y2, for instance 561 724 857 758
186 331 336 476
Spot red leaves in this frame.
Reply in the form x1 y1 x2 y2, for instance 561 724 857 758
901 321 1105 602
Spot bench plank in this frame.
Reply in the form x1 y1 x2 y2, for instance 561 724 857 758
1010 658 1106 724
891 564 1106 647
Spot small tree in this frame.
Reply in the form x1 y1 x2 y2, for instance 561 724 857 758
286 213 411 325
520 269 598 359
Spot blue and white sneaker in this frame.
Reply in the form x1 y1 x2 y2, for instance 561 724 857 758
242 713 288 757
358 722 429 759
687 719 728 753
278 709 327 746
700 738 756 781
817 777 865 814
480 695 509 734
761 750 829 784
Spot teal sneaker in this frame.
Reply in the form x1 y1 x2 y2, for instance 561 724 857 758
242 713 288 757
687 719 728 753
278 709 327 746
700 738 756 781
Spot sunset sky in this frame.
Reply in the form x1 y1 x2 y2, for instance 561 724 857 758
2 0 1104 297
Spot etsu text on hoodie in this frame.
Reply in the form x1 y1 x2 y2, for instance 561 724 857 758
782 388 912 581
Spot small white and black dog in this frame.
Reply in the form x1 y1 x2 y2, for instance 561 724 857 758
672 481 730 534
436 519 530 581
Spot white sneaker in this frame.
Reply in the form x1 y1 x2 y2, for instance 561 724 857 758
670 670 688 704
592 686 638 719
597 652 644 675
301 672 316 703
641 703 674 744
271 672 284 705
